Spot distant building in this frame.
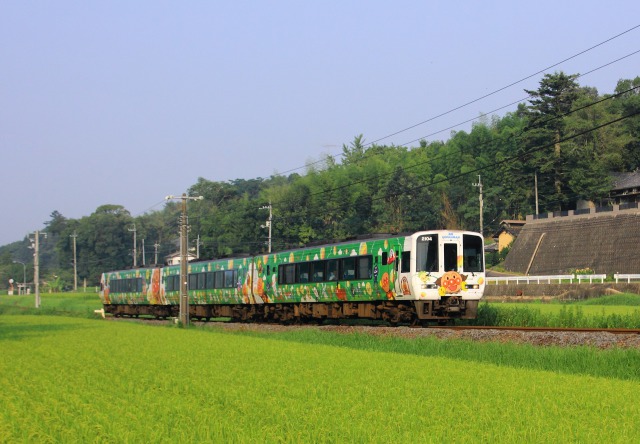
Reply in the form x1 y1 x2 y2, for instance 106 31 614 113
610 170 640 206
492 220 526 252
165 251 197 266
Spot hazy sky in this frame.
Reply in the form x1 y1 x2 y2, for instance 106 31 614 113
1 1 638 246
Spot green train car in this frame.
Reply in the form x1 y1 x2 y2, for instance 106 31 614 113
100 230 485 324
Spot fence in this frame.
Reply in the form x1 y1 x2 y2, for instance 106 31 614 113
486 274 611 285
613 274 640 283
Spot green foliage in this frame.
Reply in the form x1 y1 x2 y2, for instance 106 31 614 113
1 73 639 286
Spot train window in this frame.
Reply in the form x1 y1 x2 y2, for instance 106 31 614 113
298 262 310 283
381 252 388 265
170 275 180 292
463 234 484 272
311 261 324 282
357 256 372 279
401 251 411 273
188 274 198 290
224 270 235 288
197 273 206 290
341 257 356 280
326 259 338 281
416 234 439 273
206 272 215 289
137 278 143 292
214 271 224 289
443 244 458 271
284 264 296 284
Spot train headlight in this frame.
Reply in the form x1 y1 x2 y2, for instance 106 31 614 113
421 284 437 289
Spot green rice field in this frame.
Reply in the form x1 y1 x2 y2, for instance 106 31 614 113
480 294 640 328
1 311 640 442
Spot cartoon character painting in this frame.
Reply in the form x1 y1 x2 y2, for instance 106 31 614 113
147 268 164 304
435 271 467 296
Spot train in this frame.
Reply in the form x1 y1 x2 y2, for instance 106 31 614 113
99 230 486 325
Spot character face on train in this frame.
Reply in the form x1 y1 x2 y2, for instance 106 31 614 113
435 271 467 294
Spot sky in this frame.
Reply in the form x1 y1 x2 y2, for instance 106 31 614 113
1 1 638 246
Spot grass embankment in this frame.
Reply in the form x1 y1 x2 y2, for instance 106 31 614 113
0 292 101 317
479 293 640 328
1 315 640 442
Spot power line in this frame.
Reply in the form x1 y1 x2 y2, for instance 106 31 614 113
275 25 640 177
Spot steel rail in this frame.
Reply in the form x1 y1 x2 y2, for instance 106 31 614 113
428 325 640 334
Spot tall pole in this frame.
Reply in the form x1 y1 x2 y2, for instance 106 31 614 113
31 231 46 308
70 231 78 291
260 202 273 253
142 238 146 266
154 242 160 265
166 193 203 326
535 172 539 215
128 224 137 267
179 195 188 325
473 175 484 236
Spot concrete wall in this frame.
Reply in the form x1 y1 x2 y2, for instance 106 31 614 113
503 208 640 275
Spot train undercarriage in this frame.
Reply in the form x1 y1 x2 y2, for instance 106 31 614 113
104 297 479 326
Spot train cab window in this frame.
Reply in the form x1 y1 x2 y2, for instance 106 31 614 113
326 259 338 281
357 256 372 279
443 244 458 271
401 251 411 273
416 234 439 273
463 234 484 272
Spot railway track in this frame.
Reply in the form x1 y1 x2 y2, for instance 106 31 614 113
428 325 640 335
106 316 640 349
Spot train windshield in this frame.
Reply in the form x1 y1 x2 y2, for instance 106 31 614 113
463 234 484 272
416 234 438 272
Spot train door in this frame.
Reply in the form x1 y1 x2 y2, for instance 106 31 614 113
395 241 412 297
443 242 459 272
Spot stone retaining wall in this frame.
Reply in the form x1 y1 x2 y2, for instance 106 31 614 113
484 283 640 299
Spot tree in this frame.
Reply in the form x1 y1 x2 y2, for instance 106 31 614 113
523 72 581 210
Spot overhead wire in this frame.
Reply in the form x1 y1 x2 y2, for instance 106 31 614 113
275 24 640 177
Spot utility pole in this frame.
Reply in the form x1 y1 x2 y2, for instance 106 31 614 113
70 231 78 291
128 224 137 267
195 234 202 259
166 193 203 326
473 175 484 236
154 242 160 265
142 238 146 266
30 231 47 308
534 172 539 215
260 202 273 253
